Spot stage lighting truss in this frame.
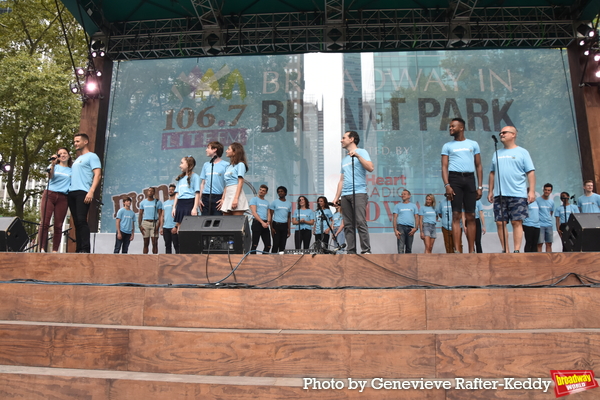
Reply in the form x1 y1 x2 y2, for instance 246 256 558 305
0 157 11 173
93 5 580 60
577 21 600 87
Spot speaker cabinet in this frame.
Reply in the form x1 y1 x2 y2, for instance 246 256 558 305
0 217 29 252
563 213 600 252
179 215 251 254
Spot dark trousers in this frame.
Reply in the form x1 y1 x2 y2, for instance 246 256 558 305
523 225 540 252
163 227 180 254
39 190 69 252
114 231 132 254
314 233 330 251
201 193 222 216
294 229 311 249
251 220 271 253
475 218 483 253
68 190 91 253
271 222 288 253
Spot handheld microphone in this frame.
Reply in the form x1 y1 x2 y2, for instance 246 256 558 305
48 155 57 162
491 135 498 144
327 202 337 207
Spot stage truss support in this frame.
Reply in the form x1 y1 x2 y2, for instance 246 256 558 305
95 6 580 60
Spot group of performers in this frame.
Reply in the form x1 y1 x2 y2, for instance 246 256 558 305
38 124 600 254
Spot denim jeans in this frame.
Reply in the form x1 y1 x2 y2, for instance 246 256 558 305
396 224 414 254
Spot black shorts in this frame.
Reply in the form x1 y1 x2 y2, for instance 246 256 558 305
448 171 476 213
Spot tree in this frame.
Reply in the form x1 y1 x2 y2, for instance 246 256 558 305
0 0 86 219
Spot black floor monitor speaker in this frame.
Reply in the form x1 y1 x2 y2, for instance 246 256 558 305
179 215 251 254
0 217 29 252
562 213 600 252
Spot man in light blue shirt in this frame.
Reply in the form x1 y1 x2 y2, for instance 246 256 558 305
333 131 374 254
393 190 419 254
578 180 600 213
488 126 535 253
138 187 163 254
536 183 555 252
114 197 135 254
68 133 102 253
250 184 271 253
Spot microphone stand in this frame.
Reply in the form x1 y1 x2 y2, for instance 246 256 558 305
208 155 216 216
39 161 54 252
492 135 507 253
351 155 357 252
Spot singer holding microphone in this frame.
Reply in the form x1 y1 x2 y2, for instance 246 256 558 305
199 142 229 216
38 148 72 252
68 133 102 253
487 126 535 253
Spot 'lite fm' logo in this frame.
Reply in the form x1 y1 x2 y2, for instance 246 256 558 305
550 370 598 397
172 65 247 102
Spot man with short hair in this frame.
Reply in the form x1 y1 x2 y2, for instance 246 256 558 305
160 184 179 254
68 133 102 253
441 117 483 253
556 192 579 251
199 141 229 216
487 126 535 253
578 180 600 213
333 131 374 254
393 189 419 254
250 184 272 253
114 197 135 254
536 183 555 252
138 187 163 254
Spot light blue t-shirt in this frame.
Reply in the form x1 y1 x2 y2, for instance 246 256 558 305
200 160 229 195
116 207 135 234
48 165 72 194
139 199 163 221
162 199 176 229
436 201 454 230
340 148 371 196
490 146 535 198
419 205 437 225
224 162 247 187
441 139 480 173
332 211 343 228
249 197 270 221
523 201 540 228
269 199 292 223
294 208 315 230
578 193 600 213
393 202 419 227
474 200 483 219
536 197 555 227
69 152 101 192
175 172 201 199
555 204 579 224
314 208 333 234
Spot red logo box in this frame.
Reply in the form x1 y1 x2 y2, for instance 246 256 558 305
550 370 599 398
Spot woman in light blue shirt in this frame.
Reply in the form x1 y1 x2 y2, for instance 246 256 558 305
38 147 72 252
419 194 438 253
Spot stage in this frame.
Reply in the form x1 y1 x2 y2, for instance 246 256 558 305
0 252 599 399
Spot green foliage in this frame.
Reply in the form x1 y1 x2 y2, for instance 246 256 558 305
0 0 86 218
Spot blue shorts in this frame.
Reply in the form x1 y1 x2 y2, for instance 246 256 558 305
422 223 437 238
493 196 528 222
538 225 554 243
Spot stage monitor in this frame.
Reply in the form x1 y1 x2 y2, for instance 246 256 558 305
0 217 29 252
179 215 251 254
562 213 600 252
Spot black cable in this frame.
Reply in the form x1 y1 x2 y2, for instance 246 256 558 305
53 0 83 97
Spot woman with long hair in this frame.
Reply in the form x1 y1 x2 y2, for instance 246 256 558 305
293 195 314 249
314 196 333 250
172 156 201 234
220 142 249 215
38 147 72 252
419 194 438 253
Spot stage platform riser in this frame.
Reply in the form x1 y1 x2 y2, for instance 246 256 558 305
1 253 599 287
0 323 598 379
0 284 598 331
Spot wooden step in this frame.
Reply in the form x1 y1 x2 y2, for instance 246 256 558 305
1 284 599 331
1 253 599 287
0 321 598 379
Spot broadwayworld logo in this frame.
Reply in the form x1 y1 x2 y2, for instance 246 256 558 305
551 370 599 397
172 65 247 102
